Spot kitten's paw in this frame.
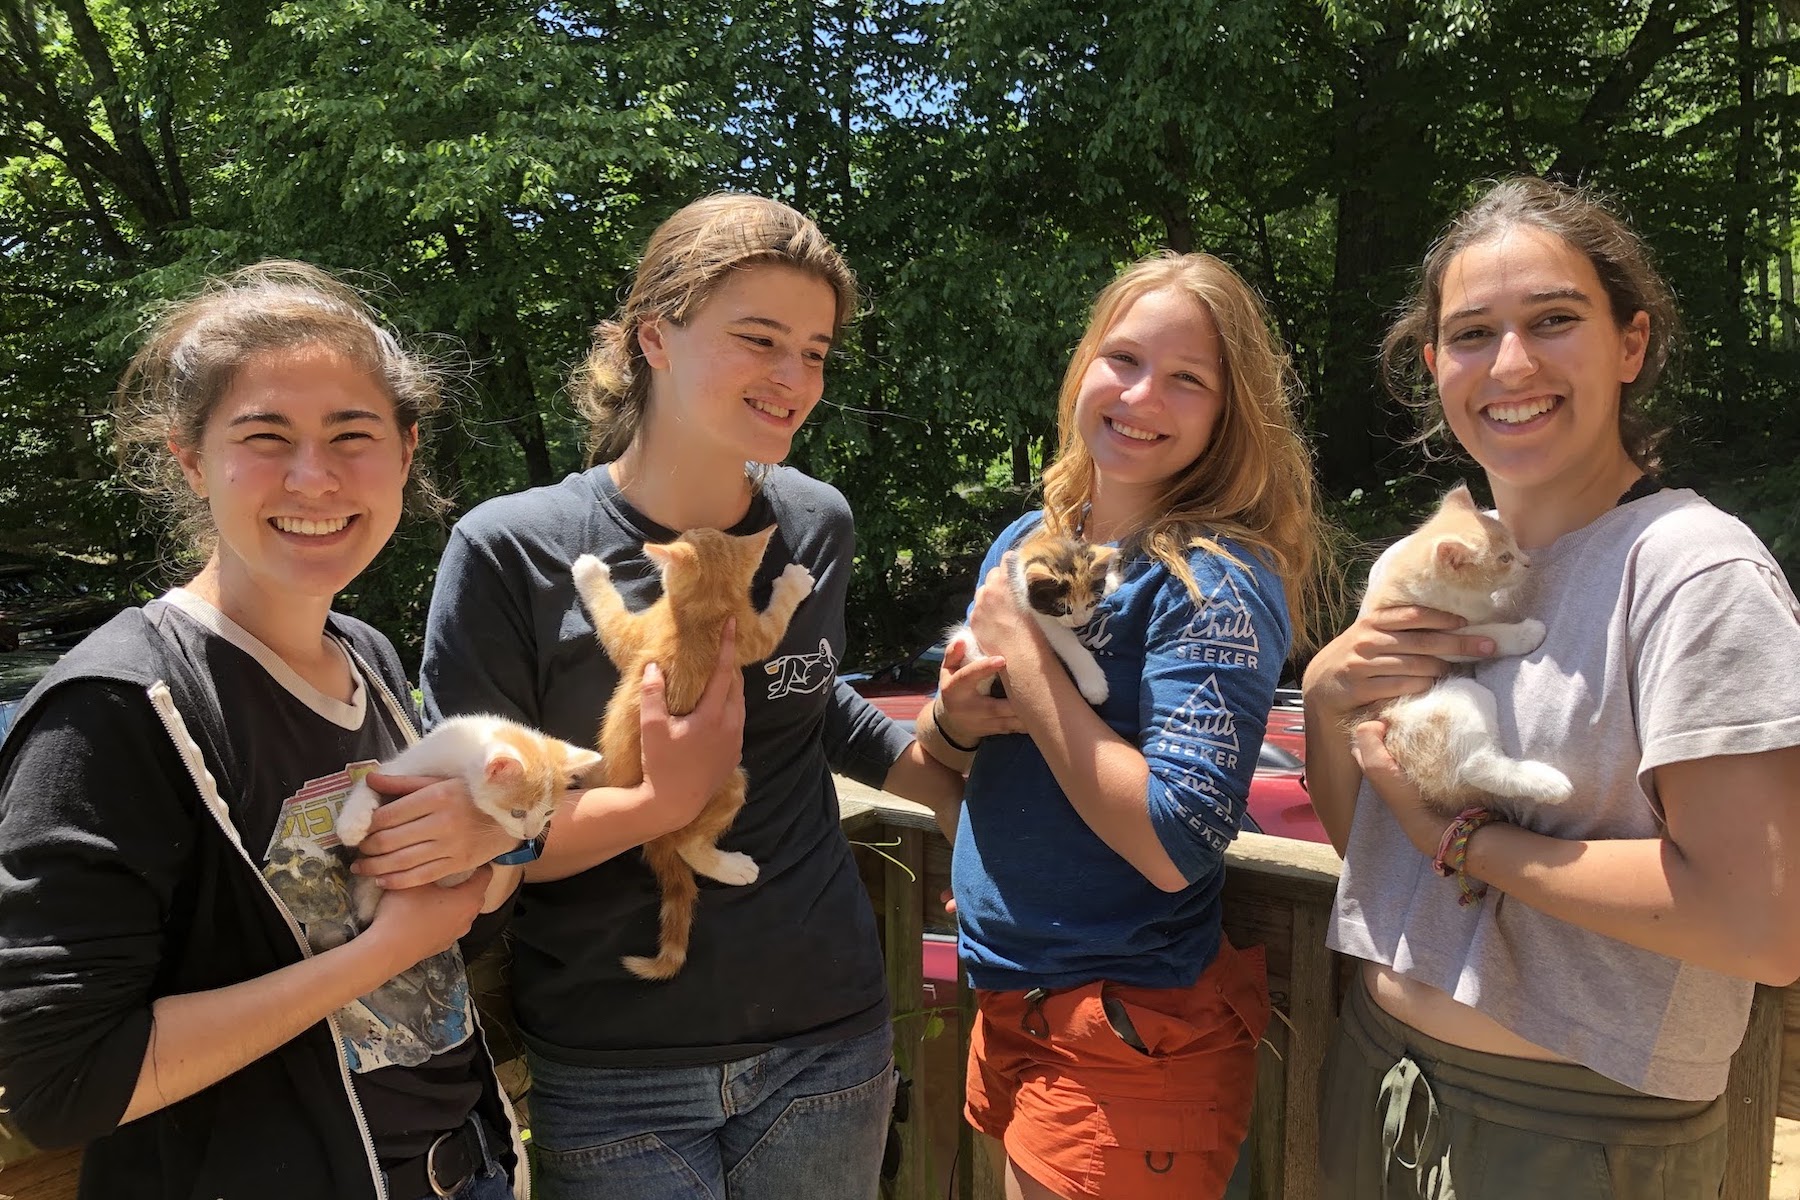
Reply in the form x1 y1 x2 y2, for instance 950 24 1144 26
349 875 382 927
1502 618 1546 656
1512 760 1574 804
704 851 760 886
775 563 815 601
571 554 611 596
336 785 376 847
1077 675 1109 705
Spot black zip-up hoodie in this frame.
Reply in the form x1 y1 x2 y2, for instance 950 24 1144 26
0 606 524 1200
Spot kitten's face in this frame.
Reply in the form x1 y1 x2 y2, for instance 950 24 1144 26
1413 484 1528 593
647 526 774 605
471 729 604 839
1019 533 1121 628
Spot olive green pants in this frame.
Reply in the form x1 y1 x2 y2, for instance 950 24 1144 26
1318 976 1727 1199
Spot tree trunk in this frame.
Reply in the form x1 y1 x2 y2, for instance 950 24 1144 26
496 333 553 488
1723 0 1757 393
1315 27 1433 493
1778 10 1794 347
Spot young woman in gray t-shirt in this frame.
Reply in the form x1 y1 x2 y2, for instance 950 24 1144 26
1303 177 1800 1198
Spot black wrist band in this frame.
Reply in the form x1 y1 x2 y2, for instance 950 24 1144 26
933 698 980 753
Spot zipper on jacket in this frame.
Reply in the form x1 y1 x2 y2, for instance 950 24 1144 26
146 681 391 1200
343 647 534 1199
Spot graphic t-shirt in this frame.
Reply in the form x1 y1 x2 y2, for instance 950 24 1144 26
420 464 912 1065
158 591 481 1162
953 513 1292 992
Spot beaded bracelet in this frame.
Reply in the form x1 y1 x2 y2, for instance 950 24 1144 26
1432 806 1499 906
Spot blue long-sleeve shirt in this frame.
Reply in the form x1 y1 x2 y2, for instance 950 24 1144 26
953 513 1291 992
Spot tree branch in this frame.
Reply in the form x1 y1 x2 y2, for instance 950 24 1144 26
1550 1 1736 181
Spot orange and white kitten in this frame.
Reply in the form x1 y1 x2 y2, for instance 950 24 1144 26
949 527 1120 705
336 714 604 923
571 526 813 981
1366 484 1571 816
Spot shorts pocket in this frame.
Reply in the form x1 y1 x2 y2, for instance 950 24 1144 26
1099 957 1269 1061
1090 1096 1221 1153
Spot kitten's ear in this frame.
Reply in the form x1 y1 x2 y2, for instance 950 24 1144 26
1442 484 1477 512
743 525 776 560
1090 545 1120 567
484 743 526 784
1433 535 1477 572
1022 559 1059 588
644 540 694 572
563 746 604 786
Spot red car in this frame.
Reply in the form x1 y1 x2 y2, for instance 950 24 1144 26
844 647 1327 844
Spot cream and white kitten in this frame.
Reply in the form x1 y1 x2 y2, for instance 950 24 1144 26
336 714 604 923
950 528 1121 706
1365 484 1572 816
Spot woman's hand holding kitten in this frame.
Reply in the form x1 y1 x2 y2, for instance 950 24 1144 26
635 617 748 837
1348 719 1455 856
351 775 522 890
361 865 494 973
968 555 1047 667
934 635 1022 744
1301 605 1497 723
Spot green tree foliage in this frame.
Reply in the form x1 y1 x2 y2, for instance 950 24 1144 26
3 0 1796 668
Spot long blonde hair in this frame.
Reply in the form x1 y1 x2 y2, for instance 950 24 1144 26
1040 253 1324 649
571 193 859 467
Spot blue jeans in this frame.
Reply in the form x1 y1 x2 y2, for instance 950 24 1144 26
451 1162 515 1200
448 1110 517 1200
526 1022 897 1199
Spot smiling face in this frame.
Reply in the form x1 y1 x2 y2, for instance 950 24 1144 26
637 263 838 469
1425 225 1649 499
1073 286 1226 530
173 345 415 611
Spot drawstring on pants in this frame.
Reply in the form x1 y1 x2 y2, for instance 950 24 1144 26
1379 1055 1448 1199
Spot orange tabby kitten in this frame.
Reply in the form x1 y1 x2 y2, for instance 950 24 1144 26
570 526 813 980
1364 484 1571 815
949 527 1120 704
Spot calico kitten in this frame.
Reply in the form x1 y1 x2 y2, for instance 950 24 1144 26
949 526 1121 705
571 526 814 981
335 714 605 923
1365 484 1572 816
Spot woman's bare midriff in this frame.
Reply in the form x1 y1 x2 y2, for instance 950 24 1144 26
1363 962 1571 1062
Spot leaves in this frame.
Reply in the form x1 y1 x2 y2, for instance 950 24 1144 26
2 0 1796 668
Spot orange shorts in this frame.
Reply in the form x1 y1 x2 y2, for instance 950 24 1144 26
964 938 1269 1200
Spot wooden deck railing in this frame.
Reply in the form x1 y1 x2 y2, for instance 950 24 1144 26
839 782 1800 1200
4 783 1794 1200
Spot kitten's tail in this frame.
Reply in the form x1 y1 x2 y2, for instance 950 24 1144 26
1460 747 1575 806
621 841 700 982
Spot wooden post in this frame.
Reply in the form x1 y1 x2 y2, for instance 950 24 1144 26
957 979 1006 1200
1279 904 1333 1200
884 825 929 1200
1724 984 1782 1200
